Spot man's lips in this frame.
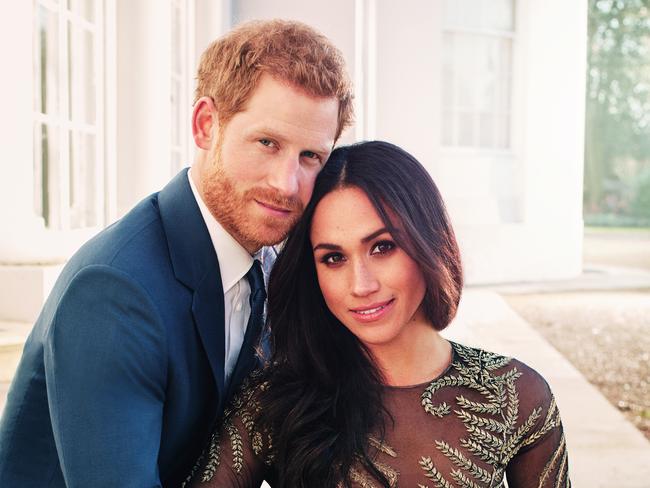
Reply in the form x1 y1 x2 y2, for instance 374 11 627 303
349 299 395 322
254 199 292 214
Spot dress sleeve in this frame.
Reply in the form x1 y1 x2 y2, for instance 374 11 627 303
183 374 273 488
505 367 571 488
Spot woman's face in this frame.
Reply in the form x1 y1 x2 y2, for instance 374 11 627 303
310 186 428 351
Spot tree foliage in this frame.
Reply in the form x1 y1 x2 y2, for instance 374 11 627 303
585 0 650 221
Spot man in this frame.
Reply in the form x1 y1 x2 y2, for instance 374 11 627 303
0 19 352 486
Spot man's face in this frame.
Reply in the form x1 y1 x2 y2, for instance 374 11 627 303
201 74 339 254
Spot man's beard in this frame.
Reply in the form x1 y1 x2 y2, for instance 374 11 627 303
202 148 304 253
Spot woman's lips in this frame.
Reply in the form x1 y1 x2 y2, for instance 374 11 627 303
349 299 395 323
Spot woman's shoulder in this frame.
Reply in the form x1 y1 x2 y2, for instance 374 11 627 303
445 341 559 421
435 341 564 456
449 341 552 390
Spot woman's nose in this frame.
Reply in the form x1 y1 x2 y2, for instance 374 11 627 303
351 260 380 297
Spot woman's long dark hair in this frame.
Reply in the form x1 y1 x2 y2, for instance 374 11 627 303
257 141 463 487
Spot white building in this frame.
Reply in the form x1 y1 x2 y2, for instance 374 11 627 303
0 0 587 324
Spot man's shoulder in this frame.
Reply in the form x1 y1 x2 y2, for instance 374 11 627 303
71 193 165 271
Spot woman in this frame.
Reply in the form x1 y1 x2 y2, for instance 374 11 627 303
185 141 570 487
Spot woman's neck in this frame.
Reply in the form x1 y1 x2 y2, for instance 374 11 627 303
368 323 452 387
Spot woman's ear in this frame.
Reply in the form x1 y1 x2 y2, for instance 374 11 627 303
192 96 219 150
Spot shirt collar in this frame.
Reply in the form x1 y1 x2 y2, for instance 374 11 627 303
188 168 253 292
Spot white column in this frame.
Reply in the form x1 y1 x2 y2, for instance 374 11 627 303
0 2 68 323
195 0 230 64
0 1 50 263
115 0 174 217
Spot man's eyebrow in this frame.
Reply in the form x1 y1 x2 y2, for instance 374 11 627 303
253 127 332 155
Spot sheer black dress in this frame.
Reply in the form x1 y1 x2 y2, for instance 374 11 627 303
185 342 570 487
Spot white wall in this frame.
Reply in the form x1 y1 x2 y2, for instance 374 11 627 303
457 0 587 284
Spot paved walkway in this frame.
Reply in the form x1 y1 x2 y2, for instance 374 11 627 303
445 289 650 487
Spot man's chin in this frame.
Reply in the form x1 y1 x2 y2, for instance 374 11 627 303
254 229 292 248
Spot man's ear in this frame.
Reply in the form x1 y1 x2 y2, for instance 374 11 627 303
192 96 218 150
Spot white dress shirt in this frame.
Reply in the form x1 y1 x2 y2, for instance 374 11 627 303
187 169 259 385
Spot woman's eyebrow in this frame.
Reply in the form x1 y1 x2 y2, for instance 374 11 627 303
313 243 342 252
313 228 391 252
361 228 389 243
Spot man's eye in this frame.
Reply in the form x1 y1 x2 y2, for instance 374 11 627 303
301 151 321 164
259 139 274 147
371 240 395 255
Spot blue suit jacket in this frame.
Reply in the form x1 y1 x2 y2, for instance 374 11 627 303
0 170 260 486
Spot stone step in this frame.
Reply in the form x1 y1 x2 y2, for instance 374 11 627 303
0 321 33 382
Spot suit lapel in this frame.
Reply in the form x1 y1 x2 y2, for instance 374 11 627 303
191 271 226 396
158 169 226 395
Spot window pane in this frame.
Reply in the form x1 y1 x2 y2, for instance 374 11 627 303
476 38 498 113
479 112 495 147
69 131 98 228
498 74 512 116
444 0 481 29
442 110 455 146
69 23 96 124
442 68 454 110
496 115 510 149
442 24 514 150
34 123 59 226
458 112 476 146
452 34 478 111
68 0 95 22
484 0 515 31
445 0 515 32
35 6 59 115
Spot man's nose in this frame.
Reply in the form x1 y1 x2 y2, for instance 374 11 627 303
351 260 380 297
267 154 300 197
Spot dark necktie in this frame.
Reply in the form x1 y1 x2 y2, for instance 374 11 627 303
245 259 266 338
226 259 267 395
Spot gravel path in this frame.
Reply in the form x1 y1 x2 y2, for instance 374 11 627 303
505 291 650 441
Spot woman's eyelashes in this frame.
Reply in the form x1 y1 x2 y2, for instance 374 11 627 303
320 252 345 266
370 239 396 255
318 240 397 267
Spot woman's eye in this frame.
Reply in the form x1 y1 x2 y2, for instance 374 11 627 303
321 253 345 265
371 240 395 255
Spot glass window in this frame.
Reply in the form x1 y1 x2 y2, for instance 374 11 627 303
33 0 104 230
442 0 515 150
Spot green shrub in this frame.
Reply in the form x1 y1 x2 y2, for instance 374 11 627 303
630 168 650 218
